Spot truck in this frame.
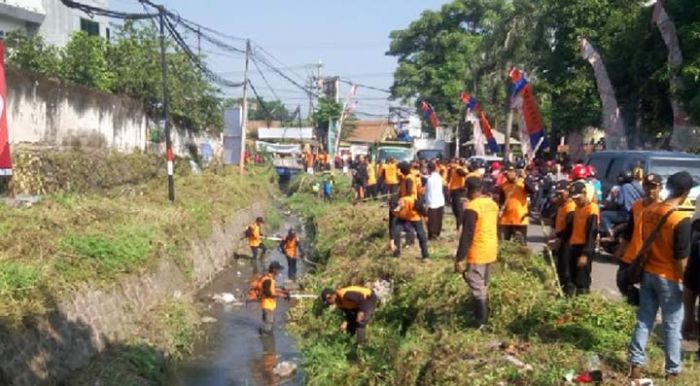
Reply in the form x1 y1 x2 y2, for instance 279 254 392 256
371 141 414 163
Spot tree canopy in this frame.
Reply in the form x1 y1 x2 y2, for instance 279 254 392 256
388 0 700 147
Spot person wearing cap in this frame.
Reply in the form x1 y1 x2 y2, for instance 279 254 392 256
260 261 289 334
448 159 469 229
382 157 400 195
549 180 577 293
280 228 304 281
398 162 419 199
629 171 694 382
601 169 644 241
614 173 662 306
390 176 430 260
321 285 378 344
425 161 446 240
454 177 499 328
567 181 599 296
247 217 267 259
497 162 536 243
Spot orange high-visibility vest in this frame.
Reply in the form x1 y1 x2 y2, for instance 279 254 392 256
555 200 576 234
641 202 691 282
499 180 529 226
284 236 298 258
621 200 650 264
464 196 499 264
261 274 277 311
570 202 600 245
335 286 372 310
248 223 262 247
384 162 399 185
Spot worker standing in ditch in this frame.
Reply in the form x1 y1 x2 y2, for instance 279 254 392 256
454 177 499 328
498 162 535 243
614 173 662 306
320 285 378 344
567 181 599 296
246 217 267 259
259 261 290 334
280 228 304 281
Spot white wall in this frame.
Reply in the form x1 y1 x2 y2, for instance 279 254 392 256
6 66 215 156
39 0 109 47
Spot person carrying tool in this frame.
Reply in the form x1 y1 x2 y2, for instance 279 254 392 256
390 163 430 260
549 180 576 294
567 181 599 296
259 261 290 334
629 171 694 383
280 228 304 281
321 285 378 344
498 162 535 243
246 217 267 259
614 173 662 306
454 177 499 328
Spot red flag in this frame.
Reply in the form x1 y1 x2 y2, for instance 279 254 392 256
0 40 11 176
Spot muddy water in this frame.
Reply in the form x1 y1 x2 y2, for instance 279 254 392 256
167 214 306 386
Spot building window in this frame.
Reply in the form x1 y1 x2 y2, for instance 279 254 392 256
80 18 100 37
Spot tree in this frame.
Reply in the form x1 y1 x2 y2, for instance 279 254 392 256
61 31 114 91
312 98 343 147
5 30 60 76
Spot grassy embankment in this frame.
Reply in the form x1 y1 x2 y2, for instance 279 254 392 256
286 174 700 386
0 149 279 383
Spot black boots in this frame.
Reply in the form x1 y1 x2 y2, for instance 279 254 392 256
473 298 489 328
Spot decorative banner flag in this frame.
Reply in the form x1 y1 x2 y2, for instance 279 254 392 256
0 40 12 176
420 101 440 129
509 67 546 156
460 92 499 154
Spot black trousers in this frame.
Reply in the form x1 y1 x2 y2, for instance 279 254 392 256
366 184 377 198
427 207 444 239
251 244 267 259
568 244 592 296
391 218 429 259
344 293 378 343
616 261 640 306
385 184 398 196
555 241 572 293
450 189 465 227
500 225 528 244
285 255 298 280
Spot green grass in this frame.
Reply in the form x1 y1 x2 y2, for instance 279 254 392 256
287 188 700 386
0 164 276 324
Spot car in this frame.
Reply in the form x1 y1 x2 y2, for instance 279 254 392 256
468 155 503 168
416 149 446 161
586 150 700 209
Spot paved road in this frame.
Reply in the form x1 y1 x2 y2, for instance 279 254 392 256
527 223 621 299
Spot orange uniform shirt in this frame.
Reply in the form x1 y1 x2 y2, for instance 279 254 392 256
384 162 399 185
570 202 600 246
261 274 277 311
248 223 262 247
464 196 499 264
641 202 691 282
621 200 648 264
555 200 576 234
499 180 529 226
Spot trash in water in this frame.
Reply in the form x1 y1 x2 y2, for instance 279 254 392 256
212 293 237 303
236 271 242 276
370 279 393 302
273 361 297 378
629 379 653 386
200 316 217 324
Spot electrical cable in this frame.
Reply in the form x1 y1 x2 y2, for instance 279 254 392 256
247 80 275 122
253 53 318 97
338 78 391 94
60 0 156 19
253 44 307 83
251 57 282 103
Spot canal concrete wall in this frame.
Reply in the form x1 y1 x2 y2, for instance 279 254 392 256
0 201 268 386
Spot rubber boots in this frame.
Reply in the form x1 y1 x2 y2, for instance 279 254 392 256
473 298 489 328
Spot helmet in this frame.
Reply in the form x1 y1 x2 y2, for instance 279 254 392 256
515 159 527 170
619 170 634 184
586 165 596 177
571 164 589 180
491 161 502 171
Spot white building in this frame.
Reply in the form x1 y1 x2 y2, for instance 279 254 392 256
0 0 110 46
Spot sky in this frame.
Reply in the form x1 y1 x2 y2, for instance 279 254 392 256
114 0 449 117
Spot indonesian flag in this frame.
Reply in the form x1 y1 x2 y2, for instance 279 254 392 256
0 40 11 176
509 67 546 157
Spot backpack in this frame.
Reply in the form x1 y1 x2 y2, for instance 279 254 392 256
246 274 268 303
244 225 253 238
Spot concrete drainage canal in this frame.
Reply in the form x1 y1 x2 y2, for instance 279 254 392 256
166 212 307 386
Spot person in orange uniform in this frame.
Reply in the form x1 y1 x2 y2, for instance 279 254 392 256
567 181 599 296
614 173 662 306
366 156 378 198
398 162 419 199
260 261 289 334
439 159 449 200
390 170 430 260
448 159 468 228
280 228 304 281
247 217 267 259
411 162 423 196
383 157 400 195
629 171 694 382
303 151 314 174
498 163 535 243
454 177 499 328
321 285 379 344
548 180 576 294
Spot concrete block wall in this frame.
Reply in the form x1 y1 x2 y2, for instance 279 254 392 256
0 201 267 385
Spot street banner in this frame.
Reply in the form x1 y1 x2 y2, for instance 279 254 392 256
509 67 546 157
460 92 499 154
420 101 440 129
0 40 11 176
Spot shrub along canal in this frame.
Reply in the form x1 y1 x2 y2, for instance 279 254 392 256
166 212 307 386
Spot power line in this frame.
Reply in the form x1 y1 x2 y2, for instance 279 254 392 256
253 52 318 97
338 78 391 94
253 44 307 83
251 57 282 103
247 80 274 121
60 0 156 19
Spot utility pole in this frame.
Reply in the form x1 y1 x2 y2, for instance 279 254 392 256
197 26 201 56
240 39 251 173
158 6 174 202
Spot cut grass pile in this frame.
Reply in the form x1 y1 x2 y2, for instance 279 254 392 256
286 178 700 385
0 165 275 324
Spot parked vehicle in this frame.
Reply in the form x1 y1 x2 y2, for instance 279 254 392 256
416 149 445 161
372 141 414 163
